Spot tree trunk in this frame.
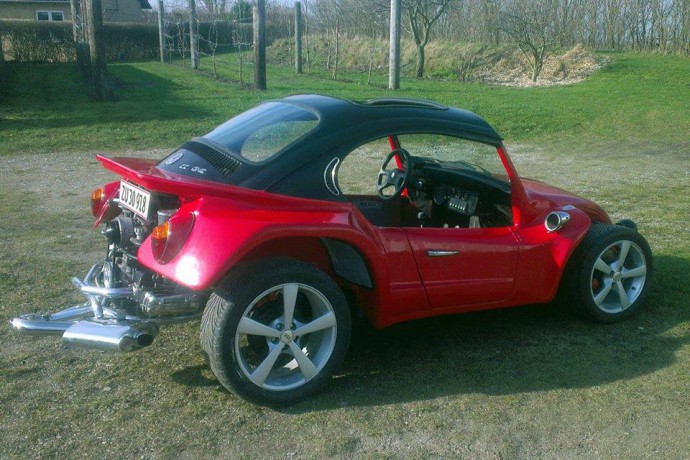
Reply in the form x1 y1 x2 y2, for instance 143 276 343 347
415 44 424 78
70 0 89 76
85 0 107 101
253 0 266 90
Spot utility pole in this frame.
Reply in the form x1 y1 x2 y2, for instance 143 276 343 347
189 0 199 69
253 0 266 90
294 1 303 74
157 0 165 63
388 0 401 90
85 0 107 100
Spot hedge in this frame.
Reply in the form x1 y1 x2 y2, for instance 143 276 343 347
0 20 281 63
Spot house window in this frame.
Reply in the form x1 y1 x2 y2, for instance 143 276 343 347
36 11 65 21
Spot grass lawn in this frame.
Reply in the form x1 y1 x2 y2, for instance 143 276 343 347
0 53 689 458
1 52 689 153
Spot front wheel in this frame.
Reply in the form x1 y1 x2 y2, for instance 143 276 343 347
200 258 351 405
563 223 653 323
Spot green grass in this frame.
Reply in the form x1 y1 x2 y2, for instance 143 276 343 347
1 52 689 154
0 54 689 458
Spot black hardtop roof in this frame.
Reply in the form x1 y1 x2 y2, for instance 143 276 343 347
167 94 505 200
279 94 502 145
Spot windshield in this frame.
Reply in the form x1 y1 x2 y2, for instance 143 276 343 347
398 134 509 182
203 102 319 164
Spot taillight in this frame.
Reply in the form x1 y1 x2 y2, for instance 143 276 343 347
151 212 195 264
91 187 106 217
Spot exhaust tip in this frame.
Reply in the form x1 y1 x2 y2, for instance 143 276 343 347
137 333 154 348
63 321 159 352
545 211 571 233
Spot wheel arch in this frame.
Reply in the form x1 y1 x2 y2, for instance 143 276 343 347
229 236 379 324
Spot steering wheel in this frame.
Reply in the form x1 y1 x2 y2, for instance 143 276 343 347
377 148 411 200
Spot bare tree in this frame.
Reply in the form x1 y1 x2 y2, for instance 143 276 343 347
402 0 454 78
500 0 558 82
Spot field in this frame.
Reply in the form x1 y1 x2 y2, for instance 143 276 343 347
1 53 689 459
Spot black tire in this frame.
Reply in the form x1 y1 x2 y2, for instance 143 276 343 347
200 257 351 406
563 223 653 323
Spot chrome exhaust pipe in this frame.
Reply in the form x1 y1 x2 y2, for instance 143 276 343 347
10 304 94 335
10 315 74 336
62 320 159 352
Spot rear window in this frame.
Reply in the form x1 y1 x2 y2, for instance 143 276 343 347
203 102 319 164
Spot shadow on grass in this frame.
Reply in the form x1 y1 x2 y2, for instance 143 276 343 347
309 254 686 411
0 62 210 132
168 255 688 410
170 365 219 388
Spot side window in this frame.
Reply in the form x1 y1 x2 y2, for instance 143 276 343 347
337 137 391 195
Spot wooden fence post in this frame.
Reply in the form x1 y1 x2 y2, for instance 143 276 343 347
389 0 401 90
189 0 198 69
157 0 165 63
253 0 266 90
295 1 302 74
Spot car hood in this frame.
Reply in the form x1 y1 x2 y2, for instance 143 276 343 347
521 178 611 224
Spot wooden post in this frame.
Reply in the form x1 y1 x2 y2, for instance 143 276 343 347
157 0 165 63
85 0 107 100
294 1 302 74
253 0 266 90
389 0 400 90
304 0 310 72
189 0 199 69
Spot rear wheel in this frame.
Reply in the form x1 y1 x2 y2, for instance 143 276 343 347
201 258 351 405
564 224 652 323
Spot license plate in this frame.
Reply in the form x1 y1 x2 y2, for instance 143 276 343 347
119 181 151 220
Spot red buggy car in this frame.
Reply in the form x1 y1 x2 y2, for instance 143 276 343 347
11 95 652 405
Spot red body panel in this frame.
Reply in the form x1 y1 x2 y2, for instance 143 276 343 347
97 149 605 329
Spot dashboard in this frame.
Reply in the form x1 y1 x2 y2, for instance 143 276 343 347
408 160 512 228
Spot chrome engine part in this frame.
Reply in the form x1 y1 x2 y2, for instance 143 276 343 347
9 205 205 352
9 260 205 352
